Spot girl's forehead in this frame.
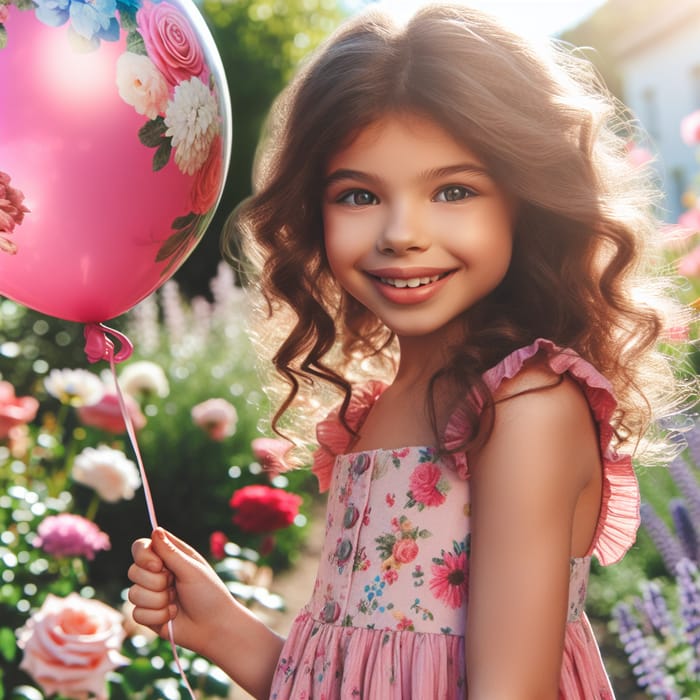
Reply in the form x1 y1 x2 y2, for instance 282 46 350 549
326 112 485 171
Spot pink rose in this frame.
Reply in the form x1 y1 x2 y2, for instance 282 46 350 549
0 5 9 22
678 207 700 234
77 392 146 434
17 593 128 700
0 170 30 255
252 436 294 478
392 537 419 564
192 397 238 440
34 513 111 560
409 462 447 507
678 243 700 277
625 141 653 168
137 0 206 86
0 170 30 232
681 110 700 146
0 380 39 439
190 134 223 214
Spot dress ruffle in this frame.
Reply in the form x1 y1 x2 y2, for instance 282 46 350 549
312 379 387 492
312 338 640 565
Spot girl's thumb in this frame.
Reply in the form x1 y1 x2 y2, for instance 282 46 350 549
150 528 197 578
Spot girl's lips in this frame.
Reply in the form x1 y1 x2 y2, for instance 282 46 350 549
367 269 456 304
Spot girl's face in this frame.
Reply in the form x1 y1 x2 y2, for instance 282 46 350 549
322 113 517 344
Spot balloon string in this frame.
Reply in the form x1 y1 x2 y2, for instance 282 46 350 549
84 323 196 700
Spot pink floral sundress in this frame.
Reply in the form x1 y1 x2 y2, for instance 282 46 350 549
268 339 640 699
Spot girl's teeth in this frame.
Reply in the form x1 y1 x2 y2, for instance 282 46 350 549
380 275 441 288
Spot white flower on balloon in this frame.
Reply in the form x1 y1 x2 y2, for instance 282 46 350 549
17 593 128 700
72 445 141 502
44 368 105 407
164 76 219 175
119 360 170 399
116 52 170 120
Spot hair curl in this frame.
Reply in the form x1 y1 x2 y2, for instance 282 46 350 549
224 2 686 461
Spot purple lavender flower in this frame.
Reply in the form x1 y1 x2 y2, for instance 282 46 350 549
676 558 700 675
613 602 680 698
669 499 699 563
34 514 110 560
684 419 700 470
641 502 686 574
669 455 700 538
637 581 675 638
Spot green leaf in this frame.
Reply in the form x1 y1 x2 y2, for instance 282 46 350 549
172 212 198 230
0 626 17 662
152 139 172 171
0 25 6 51
156 229 190 262
126 29 146 55
138 117 167 148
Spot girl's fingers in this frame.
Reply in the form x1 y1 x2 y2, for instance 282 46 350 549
131 537 165 572
127 562 171 591
130 601 177 628
128 583 176 614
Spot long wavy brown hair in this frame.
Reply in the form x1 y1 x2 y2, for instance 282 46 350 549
224 2 685 460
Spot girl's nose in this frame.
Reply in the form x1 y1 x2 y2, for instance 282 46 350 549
376 206 430 255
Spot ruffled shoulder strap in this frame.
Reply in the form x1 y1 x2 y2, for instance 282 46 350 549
443 337 640 566
311 380 388 492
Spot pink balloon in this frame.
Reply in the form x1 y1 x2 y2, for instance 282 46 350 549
0 0 231 322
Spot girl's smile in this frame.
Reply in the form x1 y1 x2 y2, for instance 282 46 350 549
322 112 518 343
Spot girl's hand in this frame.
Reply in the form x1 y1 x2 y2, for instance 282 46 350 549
127 528 235 658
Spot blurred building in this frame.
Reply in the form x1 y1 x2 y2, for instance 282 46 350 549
563 0 700 222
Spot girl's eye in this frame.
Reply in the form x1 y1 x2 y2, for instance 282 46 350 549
337 190 378 206
434 186 474 202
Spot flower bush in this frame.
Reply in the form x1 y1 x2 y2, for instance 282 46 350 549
0 263 317 698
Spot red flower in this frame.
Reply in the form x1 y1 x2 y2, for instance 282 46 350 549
230 485 302 534
209 531 227 560
429 550 468 609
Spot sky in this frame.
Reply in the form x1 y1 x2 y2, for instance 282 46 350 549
349 0 609 39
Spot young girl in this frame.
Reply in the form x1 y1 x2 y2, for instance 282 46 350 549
128 3 685 698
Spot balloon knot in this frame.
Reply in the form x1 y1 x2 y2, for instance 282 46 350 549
83 323 134 364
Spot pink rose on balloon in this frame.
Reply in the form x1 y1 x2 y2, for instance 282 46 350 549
0 171 30 255
191 133 224 214
17 593 128 700
136 0 206 86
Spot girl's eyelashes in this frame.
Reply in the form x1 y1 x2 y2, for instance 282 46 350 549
433 185 477 202
336 189 379 206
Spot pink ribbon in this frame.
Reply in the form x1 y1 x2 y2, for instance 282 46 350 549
83 323 196 700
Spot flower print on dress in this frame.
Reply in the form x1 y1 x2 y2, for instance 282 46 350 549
375 515 430 574
406 458 451 510
429 538 470 610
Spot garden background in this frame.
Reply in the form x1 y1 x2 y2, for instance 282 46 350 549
2 0 700 699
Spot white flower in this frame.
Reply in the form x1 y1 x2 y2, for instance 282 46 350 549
119 361 170 398
44 369 105 407
164 77 219 175
116 52 170 120
72 445 141 502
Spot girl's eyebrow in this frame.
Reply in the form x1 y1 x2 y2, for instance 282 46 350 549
324 162 492 188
